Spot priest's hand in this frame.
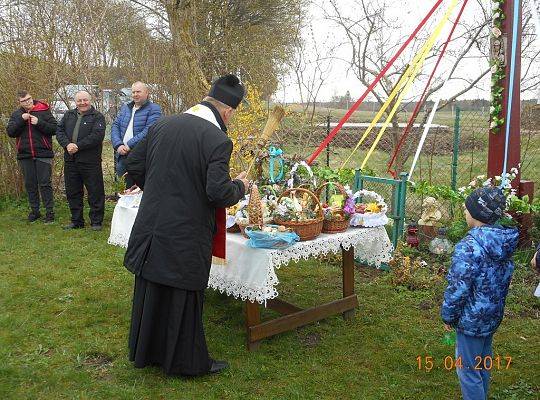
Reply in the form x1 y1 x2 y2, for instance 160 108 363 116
235 171 249 192
30 115 38 125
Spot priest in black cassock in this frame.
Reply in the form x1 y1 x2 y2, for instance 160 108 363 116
123 74 249 377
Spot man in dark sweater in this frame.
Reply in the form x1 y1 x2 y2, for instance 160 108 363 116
56 91 106 230
6 90 57 223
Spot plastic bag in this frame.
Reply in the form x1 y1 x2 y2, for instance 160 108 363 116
246 226 300 249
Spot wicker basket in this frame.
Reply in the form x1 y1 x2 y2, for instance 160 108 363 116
226 224 241 233
273 188 324 241
238 222 251 238
287 162 317 190
316 182 351 234
350 189 388 228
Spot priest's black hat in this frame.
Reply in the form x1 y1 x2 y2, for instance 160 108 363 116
208 74 245 109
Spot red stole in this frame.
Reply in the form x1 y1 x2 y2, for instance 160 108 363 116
211 207 226 265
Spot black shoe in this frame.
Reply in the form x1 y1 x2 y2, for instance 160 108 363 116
44 212 55 224
28 211 41 223
63 223 84 230
90 224 102 231
209 359 229 374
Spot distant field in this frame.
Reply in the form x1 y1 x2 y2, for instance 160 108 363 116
284 104 488 127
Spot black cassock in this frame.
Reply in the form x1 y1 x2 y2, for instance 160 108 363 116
124 102 244 376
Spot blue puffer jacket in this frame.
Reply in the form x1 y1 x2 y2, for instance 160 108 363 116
110 100 162 151
441 225 519 337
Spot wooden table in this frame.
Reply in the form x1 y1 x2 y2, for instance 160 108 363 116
244 246 357 351
109 205 392 350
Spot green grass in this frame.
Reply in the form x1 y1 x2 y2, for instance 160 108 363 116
1 203 538 399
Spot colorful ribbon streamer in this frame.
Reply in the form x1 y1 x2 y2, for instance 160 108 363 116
501 0 521 187
387 0 469 178
408 72 452 180
305 0 445 165
340 0 460 170
268 146 284 183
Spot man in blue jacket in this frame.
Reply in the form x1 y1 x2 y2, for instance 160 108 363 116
441 187 519 400
111 82 161 188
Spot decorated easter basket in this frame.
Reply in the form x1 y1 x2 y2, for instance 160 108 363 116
349 189 389 227
286 161 317 190
315 182 351 234
273 187 324 241
226 220 241 233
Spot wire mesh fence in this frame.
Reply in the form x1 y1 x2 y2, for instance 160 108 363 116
277 103 539 228
1 101 538 224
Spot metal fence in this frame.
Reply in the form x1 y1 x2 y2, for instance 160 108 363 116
277 103 539 229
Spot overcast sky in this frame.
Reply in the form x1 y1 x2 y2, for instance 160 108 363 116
275 0 540 103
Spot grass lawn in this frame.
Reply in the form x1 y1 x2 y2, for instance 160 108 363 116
0 201 538 399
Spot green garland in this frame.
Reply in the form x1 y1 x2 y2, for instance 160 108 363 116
490 0 506 133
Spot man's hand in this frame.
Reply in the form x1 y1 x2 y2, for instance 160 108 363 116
66 143 78 155
532 251 539 273
21 113 30 121
443 324 453 332
235 171 249 192
117 144 130 155
30 115 38 125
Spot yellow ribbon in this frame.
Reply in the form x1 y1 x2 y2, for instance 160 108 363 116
340 0 460 170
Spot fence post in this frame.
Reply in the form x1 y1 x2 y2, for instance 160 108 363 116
326 115 331 200
354 169 364 191
451 106 461 192
326 115 331 169
394 172 408 247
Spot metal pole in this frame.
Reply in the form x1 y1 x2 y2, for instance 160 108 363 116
326 115 331 169
451 106 461 192
326 115 331 200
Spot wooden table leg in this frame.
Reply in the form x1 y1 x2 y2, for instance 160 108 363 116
342 246 355 320
245 300 261 351
243 247 358 349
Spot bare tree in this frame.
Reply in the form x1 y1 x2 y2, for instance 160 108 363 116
324 0 539 171
129 0 305 107
290 20 338 122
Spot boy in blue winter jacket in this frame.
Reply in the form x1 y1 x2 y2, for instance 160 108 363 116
441 187 519 400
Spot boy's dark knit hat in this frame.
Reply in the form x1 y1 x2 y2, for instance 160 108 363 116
208 74 245 109
465 187 506 224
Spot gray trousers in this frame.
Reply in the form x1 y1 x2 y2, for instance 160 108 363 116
18 158 54 213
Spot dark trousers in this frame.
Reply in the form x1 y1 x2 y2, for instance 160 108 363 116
64 160 105 226
116 154 136 189
18 158 54 213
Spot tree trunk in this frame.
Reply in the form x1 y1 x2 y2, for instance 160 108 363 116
164 0 209 108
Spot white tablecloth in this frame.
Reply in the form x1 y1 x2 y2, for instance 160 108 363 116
109 197 393 304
